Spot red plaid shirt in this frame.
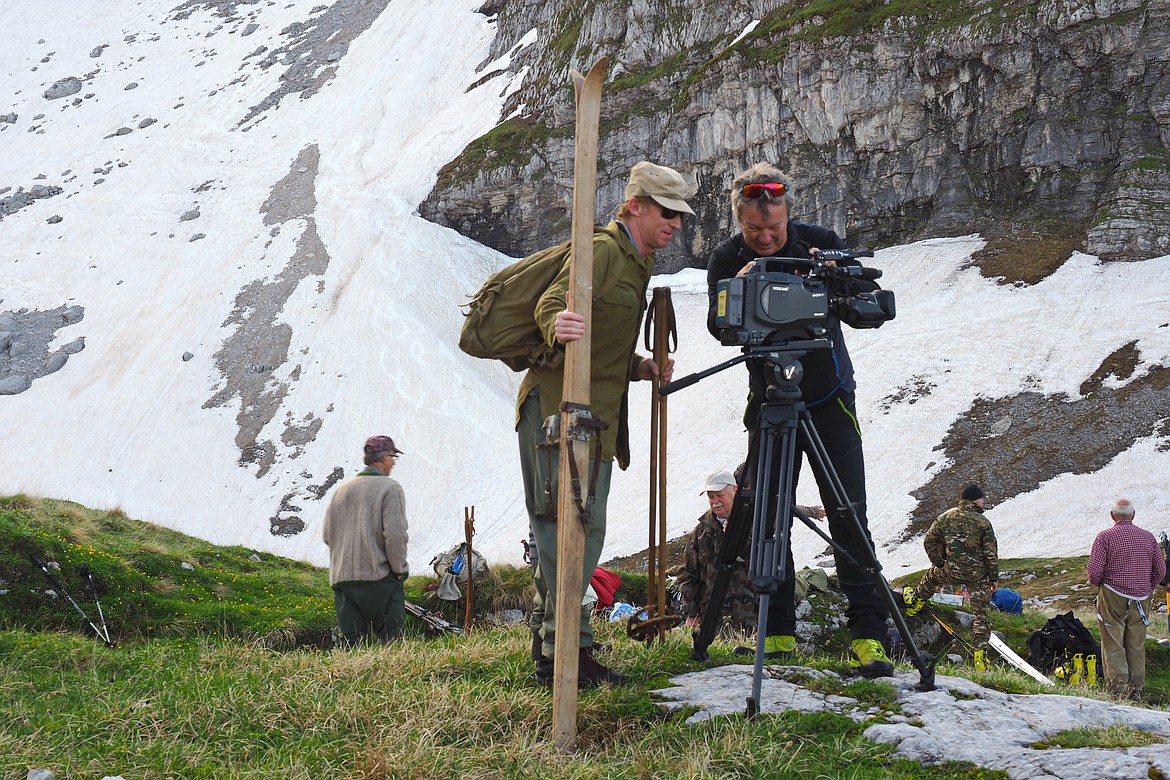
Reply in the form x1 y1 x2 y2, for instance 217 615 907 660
1087 520 1165 598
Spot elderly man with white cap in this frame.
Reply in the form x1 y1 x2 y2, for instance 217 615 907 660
518 161 693 687
676 468 823 652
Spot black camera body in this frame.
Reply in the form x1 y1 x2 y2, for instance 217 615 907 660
714 251 895 347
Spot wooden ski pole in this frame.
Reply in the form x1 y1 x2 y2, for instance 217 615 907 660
646 319 661 630
629 288 679 644
652 288 673 641
553 55 607 753
464 506 475 636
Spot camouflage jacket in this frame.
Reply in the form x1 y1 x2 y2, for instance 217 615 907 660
676 510 757 629
923 499 999 583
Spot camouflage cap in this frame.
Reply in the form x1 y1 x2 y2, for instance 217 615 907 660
364 435 402 457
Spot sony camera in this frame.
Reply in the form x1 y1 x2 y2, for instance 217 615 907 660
713 250 895 347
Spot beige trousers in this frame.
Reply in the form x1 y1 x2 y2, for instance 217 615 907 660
1096 586 1150 696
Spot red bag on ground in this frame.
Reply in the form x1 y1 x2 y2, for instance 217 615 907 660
590 567 621 612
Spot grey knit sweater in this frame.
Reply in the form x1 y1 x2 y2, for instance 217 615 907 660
322 473 409 585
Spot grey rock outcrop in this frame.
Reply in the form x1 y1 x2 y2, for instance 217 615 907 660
421 0 1170 271
43 77 82 100
0 375 31 395
0 305 86 394
1 185 63 219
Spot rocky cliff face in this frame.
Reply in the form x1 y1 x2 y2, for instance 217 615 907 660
421 0 1170 272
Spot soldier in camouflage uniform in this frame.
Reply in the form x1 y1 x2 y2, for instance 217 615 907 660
677 469 825 645
903 484 999 669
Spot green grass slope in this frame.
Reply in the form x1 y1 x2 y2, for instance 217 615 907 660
3 494 1165 778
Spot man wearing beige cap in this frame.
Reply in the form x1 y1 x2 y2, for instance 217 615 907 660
677 468 824 650
517 161 692 686
322 435 410 647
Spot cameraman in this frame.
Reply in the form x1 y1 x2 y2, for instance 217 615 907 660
704 162 893 677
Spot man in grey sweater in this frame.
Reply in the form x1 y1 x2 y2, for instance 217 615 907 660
322 435 410 646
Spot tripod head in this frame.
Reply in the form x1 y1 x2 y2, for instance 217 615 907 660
659 338 830 398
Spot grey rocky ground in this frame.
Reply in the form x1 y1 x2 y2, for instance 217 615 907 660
653 664 1170 779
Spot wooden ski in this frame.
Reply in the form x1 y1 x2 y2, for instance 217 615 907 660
553 54 608 753
989 633 1055 686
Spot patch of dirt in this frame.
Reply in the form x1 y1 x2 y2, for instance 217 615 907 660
1080 340 1141 396
877 375 938 413
969 223 1086 285
897 358 1170 543
603 535 689 574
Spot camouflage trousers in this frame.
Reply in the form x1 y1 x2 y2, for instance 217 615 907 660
916 571 994 649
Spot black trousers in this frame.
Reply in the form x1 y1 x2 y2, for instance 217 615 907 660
764 391 889 641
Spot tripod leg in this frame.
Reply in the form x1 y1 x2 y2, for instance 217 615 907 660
745 408 799 717
798 413 936 691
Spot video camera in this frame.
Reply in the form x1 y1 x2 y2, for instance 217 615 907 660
713 249 895 347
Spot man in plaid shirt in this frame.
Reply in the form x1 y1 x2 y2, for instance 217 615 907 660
1088 498 1166 699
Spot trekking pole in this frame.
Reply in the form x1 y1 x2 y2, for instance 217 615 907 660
30 554 114 647
79 562 113 645
464 506 475 636
629 288 681 644
932 612 976 656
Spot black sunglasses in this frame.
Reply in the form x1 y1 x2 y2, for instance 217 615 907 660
655 203 681 220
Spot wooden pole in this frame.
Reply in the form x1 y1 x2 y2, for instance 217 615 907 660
464 506 475 636
652 288 671 641
646 317 661 626
627 288 680 644
553 55 607 753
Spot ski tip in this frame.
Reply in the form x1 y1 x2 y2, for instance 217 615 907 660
570 57 610 89
589 55 610 76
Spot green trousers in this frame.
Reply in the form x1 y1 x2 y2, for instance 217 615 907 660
332 574 404 647
518 389 612 659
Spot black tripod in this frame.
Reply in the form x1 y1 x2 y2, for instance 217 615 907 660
662 344 935 717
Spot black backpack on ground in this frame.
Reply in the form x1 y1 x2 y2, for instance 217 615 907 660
1026 612 1100 674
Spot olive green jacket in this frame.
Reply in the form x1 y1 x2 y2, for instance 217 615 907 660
515 221 652 467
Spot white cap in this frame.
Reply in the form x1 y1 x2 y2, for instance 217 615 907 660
700 469 736 494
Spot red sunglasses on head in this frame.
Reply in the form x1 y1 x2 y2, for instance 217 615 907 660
741 182 787 200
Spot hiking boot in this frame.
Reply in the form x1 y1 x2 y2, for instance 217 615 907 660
901 586 928 617
764 634 797 658
849 638 895 678
579 646 624 687
734 635 797 658
973 648 988 672
534 654 554 686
